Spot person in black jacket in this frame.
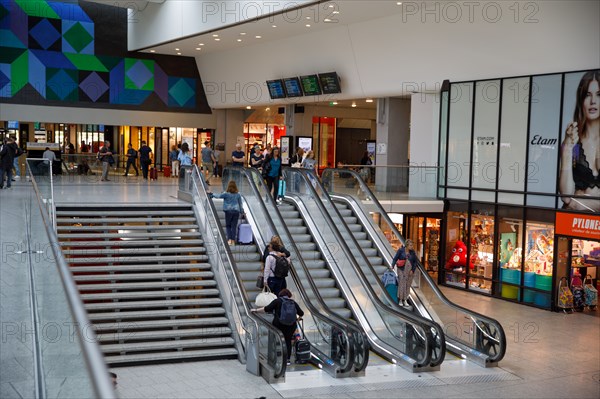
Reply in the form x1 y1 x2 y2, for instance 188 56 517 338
0 138 16 189
252 289 304 365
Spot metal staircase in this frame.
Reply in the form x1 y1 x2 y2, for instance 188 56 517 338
276 201 352 319
56 203 239 366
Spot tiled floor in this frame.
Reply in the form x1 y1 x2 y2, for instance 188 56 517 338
2 174 599 398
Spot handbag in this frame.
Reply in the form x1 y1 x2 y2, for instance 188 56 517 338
256 264 265 289
396 259 406 268
557 277 573 310
583 275 598 307
255 286 277 308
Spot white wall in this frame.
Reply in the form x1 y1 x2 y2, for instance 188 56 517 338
0 104 217 128
196 0 599 108
128 0 314 50
409 93 440 198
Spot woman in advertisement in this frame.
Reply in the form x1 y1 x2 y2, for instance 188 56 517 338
559 70 600 212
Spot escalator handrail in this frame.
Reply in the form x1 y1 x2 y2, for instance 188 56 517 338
322 167 507 363
188 165 288 378
284 168 440 368
226 166 363 374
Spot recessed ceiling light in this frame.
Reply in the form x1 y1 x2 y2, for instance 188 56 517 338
266 107 270 111
329 4 334 8
246 106 251 109
215 38 220 41
255 35 262 39
149 50 155 53
212 34 219 37
324 18 331 22
366 98 374 103
332 10 339 14
177 52 182 55
272 25 277 28
175 48 180 51
237 39 242 42
352 102 357 108
306 16 311 20
332 101 338 105
240 32 246 36
195 47 201 50
305 24 311 27
198 43 205 46
397 2 403 5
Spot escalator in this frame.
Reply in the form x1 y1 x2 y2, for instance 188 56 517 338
254 168 445 372
321 168 507 367
218 167 370 377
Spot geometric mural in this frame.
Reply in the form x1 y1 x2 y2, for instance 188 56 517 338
0 0 209 112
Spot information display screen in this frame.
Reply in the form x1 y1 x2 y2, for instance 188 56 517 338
319 72 341 94
283 77 303 97
300 75 322 96
266 80 286 99
7 121 19 129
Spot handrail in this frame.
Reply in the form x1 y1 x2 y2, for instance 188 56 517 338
283 168 442 369
323 168 507 364
341 164 442 169
224 167 363 375
26 157 56 230
186 165 288 378
26 161 116 398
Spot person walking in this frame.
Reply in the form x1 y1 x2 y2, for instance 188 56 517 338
209 180 243 245
252 289 304 366
392 239 418 306
262 147 282 199
98 140 114 182
0 138 16 189
201 141 216 185
123 143 139 177
169 145 179 178
139 140 152 179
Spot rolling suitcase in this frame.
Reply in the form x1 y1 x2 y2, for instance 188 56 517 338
149 166 158 180
163 165 171 177
294 319 311 364
237 217 253 244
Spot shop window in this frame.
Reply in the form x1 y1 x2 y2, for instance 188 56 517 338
443 203 469 289
496 207 525 302
469 209 494 294
523 220 555 309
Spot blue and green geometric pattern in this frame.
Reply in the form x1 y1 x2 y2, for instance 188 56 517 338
0 0 200 110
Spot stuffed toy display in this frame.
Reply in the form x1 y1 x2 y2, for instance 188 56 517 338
445 241 474 272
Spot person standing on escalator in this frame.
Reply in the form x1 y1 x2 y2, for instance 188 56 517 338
392 239 418 307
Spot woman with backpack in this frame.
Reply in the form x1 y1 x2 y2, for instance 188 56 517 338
252 289 303 366
263 239 291 296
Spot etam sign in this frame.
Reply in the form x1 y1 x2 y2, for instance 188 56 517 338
556 212 600 240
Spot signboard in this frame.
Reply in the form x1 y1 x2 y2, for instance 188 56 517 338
556 212 600 240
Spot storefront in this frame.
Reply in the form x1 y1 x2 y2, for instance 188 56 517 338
438 68 600 311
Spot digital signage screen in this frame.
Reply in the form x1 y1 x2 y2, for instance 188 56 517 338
266 80 286 99
7 121 19 129
319 72 341 94
300 75 322 96
283 77 303 97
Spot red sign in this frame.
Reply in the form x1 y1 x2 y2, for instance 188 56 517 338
556 212 600 240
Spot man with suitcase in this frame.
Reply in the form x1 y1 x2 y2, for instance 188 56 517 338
252 289 304 366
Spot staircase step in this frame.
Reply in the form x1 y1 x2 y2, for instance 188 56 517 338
313 278 336 288
235 262 262 273
78 280 216 291
61 239 205 248
88 307 225 321
58 224 199 231
294 242 316 251
58 232 202 239
101 337 235 353
85 298 222 311
57 217 196 224
64 247 206 256
56 210 195 217
104 348 238 364
97 327 233 342
93 317 230 331
81 289 220 301
68 254 208 264
333 308 353 319
70 263 211 273
287 226 308 234
74 271 214 282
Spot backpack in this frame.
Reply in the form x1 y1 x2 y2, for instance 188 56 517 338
278 297 297 326
271 254 289 278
